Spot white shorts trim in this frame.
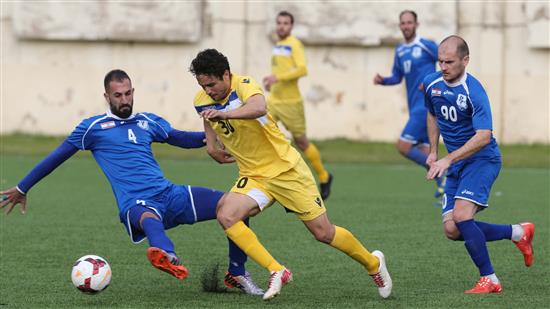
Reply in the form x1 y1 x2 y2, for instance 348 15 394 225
187 185 198 223
455 196 489 207
247 188 271 210
399 136 417 144
125 206 162 244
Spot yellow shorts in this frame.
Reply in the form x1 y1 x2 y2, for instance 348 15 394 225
268 101 306 137
230 159 326 221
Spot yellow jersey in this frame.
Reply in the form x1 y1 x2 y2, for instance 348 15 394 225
268 35 308 104
193 74 301 178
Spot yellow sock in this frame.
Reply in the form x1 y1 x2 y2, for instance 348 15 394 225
225 221 284 272
304 143 329 182
329 226 380 274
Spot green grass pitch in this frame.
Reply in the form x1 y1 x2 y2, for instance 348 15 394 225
1 154 548 308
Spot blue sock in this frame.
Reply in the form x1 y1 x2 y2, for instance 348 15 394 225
454 221 512 242
128 206 175 255
405 146 429 169
227 218 249 276
456 219 494 276
142 217 176 255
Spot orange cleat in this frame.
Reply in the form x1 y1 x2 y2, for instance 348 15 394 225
465 277 502 294
513 222 535 267
146 247 188 280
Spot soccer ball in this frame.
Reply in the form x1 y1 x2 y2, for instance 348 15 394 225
71 255 112 294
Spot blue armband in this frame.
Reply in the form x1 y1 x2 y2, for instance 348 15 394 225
17 140 78 194
166 130 206 149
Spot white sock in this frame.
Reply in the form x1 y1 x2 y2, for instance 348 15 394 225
485 273 499 284
511 224 524 242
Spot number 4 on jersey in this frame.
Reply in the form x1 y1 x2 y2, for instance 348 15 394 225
128 129 137 143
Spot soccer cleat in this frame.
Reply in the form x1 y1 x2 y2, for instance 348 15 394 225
262 267 293 301
224 271 265 296
465 277 502 294
370 250 392 299
513 222 535 267
146 247 188 280
320 173 334 200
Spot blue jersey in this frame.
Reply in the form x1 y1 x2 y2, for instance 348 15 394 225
65 111 175 221
423 71 501 162
383 36 438 115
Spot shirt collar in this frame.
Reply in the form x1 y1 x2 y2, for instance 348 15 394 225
443 71 468 88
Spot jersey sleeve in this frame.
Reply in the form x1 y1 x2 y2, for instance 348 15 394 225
237 77 264 103
275 40 308 82
66 119 93 150
469 81 493 130
423 76 436 115
383 49 403 85
142 113 173 142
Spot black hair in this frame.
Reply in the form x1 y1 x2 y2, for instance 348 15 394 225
104 69 131 91
399 10 418 23
277 11 294 24
189 49 230 80
441 35 470 58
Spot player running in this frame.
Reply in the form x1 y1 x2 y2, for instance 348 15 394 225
424 35 535 294
0 69 263 296
190 49 392 301
373 10 444 197
262 11 333 200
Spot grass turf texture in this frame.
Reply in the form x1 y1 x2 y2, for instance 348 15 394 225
0 138 548 308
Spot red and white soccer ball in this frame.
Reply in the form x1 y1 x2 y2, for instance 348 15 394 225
71 255 112 294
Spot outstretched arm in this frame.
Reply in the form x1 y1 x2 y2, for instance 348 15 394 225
166 129 206 149
200 94 267 121
1 140 78 214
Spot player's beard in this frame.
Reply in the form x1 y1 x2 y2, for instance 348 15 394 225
109 101 133 119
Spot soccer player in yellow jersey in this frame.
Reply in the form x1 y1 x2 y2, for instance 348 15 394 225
190 49 392 300
262 11 333 200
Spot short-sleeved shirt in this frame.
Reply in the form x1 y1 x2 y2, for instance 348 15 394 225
193 74 301 178
423 71 501 165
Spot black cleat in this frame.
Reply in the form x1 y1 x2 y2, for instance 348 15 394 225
320 173 333 200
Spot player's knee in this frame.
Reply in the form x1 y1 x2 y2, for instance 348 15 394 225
294 136 309 151
396 140 410 156
443 221 460 240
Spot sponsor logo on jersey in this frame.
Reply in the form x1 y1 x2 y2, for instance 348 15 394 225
461 189 474 196
431 88 442 96
315 197 323 207
412 46 422 58
443 90 454 96
137 120 149 130
456 94 468 111
100 121 115 129
242 78 250 84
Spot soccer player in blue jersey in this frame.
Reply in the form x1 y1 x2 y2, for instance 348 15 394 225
0 69 264 295
424 35 534 294
373 10 444 197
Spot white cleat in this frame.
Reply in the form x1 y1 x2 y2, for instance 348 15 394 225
262 267 293 301
224 271 265 296
370 250 392 299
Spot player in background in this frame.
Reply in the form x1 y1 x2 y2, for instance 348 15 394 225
373 10 444 197
262 11 333 200
0 69 264 296
424 36 534 294
191 49 391 301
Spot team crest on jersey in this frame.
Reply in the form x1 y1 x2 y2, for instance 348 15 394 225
100 121 115 129
431 88 442 96
456 94 468 111
137 120 149 130
412 46 422 58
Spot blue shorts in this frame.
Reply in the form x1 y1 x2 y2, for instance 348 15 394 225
400 112 428 145
441 159 501 217
122 184 224 243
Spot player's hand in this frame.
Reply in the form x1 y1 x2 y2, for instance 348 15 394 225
426 152 438 167
262 75 277 91
373 73 384 85
427 156 451 180
207 148 236 164
0 187 28 215
200 109 227 121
